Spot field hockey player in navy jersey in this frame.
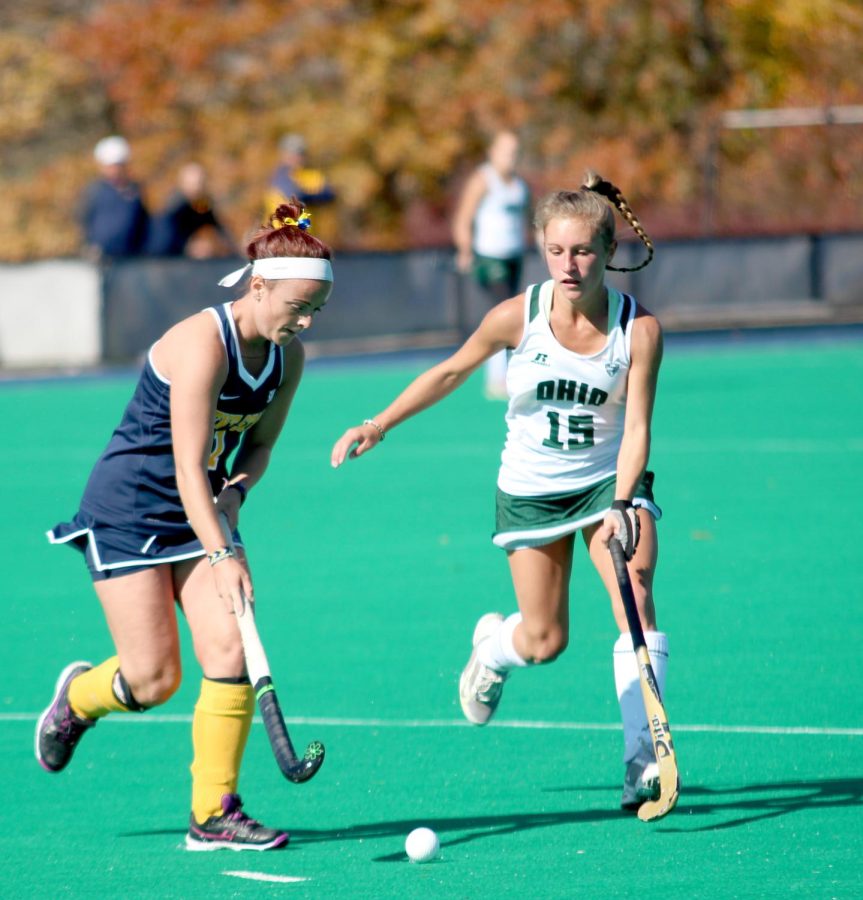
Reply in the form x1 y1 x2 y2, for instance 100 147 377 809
37 198 333 850
332 173 668 812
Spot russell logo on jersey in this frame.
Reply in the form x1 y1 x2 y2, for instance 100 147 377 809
532 354 622 377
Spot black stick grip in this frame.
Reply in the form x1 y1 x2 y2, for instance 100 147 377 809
254 677 325 783
609 538 647 652
256 678 300 765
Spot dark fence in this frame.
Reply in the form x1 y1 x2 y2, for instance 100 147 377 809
100 233 863 362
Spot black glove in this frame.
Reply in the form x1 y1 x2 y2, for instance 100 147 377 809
609 500 639 561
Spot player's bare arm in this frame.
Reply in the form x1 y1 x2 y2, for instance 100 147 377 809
452 170 487 272
159 313 253 609
616 308 663 500
595 307 662 550
330 295 525 467
156 313 228 549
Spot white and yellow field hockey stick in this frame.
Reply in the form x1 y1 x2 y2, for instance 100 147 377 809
609 538 679 821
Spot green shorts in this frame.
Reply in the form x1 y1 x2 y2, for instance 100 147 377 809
473 254 522 292
493 471 660 550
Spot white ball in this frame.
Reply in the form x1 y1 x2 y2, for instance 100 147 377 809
405 827 440 863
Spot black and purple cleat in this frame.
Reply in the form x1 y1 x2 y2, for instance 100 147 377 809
35 661 96 773
186 793 290 852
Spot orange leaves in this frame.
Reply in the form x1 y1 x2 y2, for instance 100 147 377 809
1 0 863 260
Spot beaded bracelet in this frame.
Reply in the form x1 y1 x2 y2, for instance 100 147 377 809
207 547 236 567
363 418 386 441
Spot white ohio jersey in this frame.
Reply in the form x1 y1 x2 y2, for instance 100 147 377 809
498 280 636 496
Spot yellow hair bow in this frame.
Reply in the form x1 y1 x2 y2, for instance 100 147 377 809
274 209 312 231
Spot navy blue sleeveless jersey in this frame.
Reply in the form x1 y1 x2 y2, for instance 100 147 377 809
48 303 285 572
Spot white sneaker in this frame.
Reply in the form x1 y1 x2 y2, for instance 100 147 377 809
621 748 661 811
458 613 507 725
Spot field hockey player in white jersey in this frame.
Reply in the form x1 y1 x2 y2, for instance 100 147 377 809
331 173 666 812
37 198 333 850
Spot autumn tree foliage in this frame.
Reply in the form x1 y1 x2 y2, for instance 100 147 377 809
1 0 862 261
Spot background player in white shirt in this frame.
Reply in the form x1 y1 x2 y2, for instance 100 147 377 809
453 130 531 399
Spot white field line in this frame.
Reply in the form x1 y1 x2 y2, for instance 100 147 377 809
223 871 308 884
5 712 862 736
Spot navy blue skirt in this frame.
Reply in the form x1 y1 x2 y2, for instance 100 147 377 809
48 510 243 582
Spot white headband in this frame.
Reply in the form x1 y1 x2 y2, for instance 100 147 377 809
218 257 334 287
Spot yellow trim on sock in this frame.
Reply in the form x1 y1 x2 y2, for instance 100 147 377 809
67 656 128 719
190 678 254 823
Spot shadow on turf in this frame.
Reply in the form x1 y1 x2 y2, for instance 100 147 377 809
117 810 626 858
117 777 863 846
545 776 863 832
289 809 626 862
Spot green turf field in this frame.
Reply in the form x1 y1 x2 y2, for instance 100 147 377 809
4 333 862 898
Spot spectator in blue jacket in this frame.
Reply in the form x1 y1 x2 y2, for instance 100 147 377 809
80 136 150 259
266 134 336 211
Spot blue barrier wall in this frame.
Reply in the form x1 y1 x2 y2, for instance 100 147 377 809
90 231 863 362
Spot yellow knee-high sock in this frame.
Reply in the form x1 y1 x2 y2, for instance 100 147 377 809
68 656 133 719
190 678 255 824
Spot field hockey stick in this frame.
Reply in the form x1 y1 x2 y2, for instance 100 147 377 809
609 538 679 821
218 514 325 784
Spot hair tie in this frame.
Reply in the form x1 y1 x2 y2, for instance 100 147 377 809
274 209 312 231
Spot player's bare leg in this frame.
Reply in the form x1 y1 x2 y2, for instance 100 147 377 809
507 537 574 663
459 536 573 725
36 567 180 772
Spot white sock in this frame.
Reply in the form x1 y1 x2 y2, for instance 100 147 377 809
613 631 669 763
477 613 529 672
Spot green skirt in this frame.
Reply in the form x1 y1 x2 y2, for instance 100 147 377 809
493 471 660 550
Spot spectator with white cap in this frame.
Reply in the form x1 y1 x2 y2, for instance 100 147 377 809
80 135 150 259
